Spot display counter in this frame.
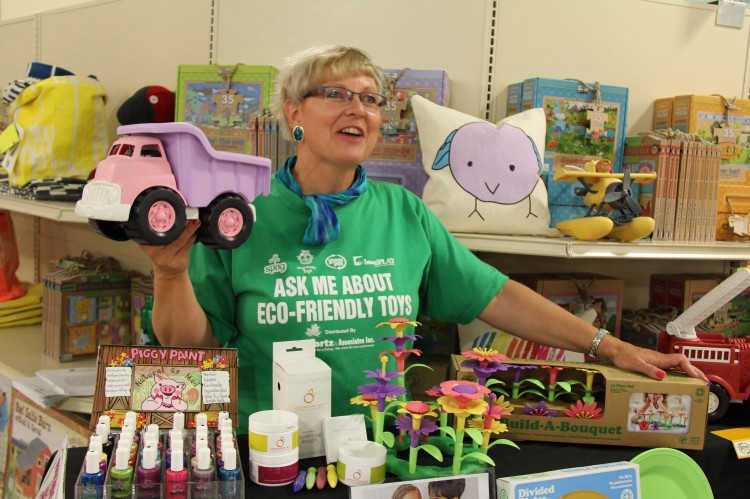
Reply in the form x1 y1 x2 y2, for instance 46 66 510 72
60 404 747 499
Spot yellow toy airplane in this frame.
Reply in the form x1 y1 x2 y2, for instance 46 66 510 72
553 160 657 242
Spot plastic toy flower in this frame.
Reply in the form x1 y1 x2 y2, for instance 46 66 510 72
376 318 421 338
398 401 438 428
523 401 557 417
438 380 491 409
351 394 393 422
380 347 421 373
564 400 603 419
358 356 407 445
425 385 443 398
460 347 509 385
638 420 650 431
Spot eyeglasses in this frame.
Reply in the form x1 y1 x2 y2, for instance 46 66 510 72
304 86 387 110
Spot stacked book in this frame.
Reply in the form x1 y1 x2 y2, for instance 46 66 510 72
11 367 95 408
624 131 722 242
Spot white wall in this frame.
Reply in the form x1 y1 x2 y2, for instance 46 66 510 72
0 0 746 305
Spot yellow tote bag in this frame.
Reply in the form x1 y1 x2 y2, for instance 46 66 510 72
0 75 110 186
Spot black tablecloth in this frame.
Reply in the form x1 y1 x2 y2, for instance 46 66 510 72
61 404 749 498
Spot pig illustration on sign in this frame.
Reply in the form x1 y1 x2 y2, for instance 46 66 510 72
141 374 188 411
432 121 543 220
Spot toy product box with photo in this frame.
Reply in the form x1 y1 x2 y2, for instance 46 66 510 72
497 461 640 499
451 357 708 450
90 344 238 430
363 69 450 197
175 64 278 155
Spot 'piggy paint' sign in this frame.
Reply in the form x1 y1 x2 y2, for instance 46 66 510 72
91 344 237 430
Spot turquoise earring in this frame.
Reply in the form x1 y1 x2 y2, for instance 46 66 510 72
292 125 304 142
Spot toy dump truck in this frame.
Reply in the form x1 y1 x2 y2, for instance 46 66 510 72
658 268 750 421
75 122 271 248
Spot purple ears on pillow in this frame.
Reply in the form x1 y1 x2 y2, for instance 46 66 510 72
432 121 543 205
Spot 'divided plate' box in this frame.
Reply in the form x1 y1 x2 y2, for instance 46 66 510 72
451 357 708 450
273 339 331 459
176 64 278 154
363 69 449 197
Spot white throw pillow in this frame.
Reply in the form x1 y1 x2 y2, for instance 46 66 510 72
411 95 559 236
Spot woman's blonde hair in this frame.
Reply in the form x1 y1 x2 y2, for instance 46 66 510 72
271 44 384 138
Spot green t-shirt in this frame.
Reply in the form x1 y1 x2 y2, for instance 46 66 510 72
189 175 507 431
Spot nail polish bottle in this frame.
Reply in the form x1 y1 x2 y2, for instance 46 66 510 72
190 434 209 469
98 415 114 444
110 445 134 498
96 421 113 453
136 445 161 499
166 429 185 468
80 449 105 499
164 439 188 499
173 411 185 433
191 446 217 499
196 412 208 428
218 446 241 498
88 434 107 472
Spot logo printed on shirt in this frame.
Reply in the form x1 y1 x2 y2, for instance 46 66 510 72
297 250 316 274
353 256 396 267
325 254 347 270
305 323 322 338
263 254 287 275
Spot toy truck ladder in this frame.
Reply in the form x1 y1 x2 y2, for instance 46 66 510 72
666 267 750 339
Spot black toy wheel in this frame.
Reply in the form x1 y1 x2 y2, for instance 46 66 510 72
197 195 254 249
707 382 730 422
89 219 129 241
124 188 186 245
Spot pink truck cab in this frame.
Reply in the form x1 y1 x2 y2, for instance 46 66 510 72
76 122 271 248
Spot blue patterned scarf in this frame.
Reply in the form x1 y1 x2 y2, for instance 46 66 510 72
277 155 368 245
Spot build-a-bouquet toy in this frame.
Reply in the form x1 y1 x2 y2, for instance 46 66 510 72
351 318 519 480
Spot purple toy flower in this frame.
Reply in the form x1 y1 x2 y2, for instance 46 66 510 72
523 401 557 417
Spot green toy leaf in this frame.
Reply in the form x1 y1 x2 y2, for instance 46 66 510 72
462 451 495 466
404 363 432 375
487 438 520 450
465 428 484 445
384 400 402 413
417 444 444 462
439 426 456 440
525 378 546 389
381 431 395 448
485 379 505 388
555 381 573 393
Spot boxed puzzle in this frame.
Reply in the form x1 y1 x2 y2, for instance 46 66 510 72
363 69 449 197
175 64 278 155
518 77 629 227
42 256 133 361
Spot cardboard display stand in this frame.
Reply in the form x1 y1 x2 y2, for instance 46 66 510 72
90 344 238 430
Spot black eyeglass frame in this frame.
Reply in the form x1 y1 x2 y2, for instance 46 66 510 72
303 85 387 108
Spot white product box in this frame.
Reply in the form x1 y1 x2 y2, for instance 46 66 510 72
272 339 331 459
497 461 640 499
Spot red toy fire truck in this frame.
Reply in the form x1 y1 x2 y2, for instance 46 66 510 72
657 267 750 421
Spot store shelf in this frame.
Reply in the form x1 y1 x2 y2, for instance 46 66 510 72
0 195 85 223
452 233 750 261
0 324 95 413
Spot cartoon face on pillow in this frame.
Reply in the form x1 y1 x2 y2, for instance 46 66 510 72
411 95 559 237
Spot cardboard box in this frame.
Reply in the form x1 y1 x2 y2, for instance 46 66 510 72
451 356 709 450
497 461 640 499
272 339 331 459
42 259 132 361
363 69 450 197
716 183 750 241
513 273 625 336
652 97 673 130
519 78 629 225
175 64 278 155
506 82 523 116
